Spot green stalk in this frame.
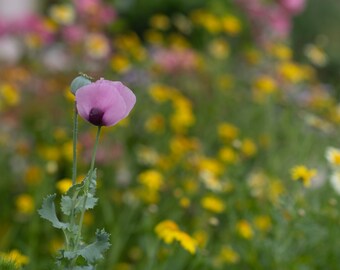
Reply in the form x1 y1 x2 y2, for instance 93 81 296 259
72 102 78 185
74 126 102 249
68 101 79 250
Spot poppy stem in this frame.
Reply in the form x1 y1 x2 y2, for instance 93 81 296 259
68 102 79 251
72 102 78 185
74 126 101 251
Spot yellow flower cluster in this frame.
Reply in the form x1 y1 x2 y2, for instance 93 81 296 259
0 250 29 267
291 165 317 187
190 10 242 36
148 84 195 134
201 195 225 213
155 220 197 254
236 220 254 239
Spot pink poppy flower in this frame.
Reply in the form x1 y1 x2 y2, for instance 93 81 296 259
76 79 136 127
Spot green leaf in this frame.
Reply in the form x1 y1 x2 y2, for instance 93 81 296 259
66 181 85 197
61 195 98 216
60 196 73 216
87 169 97 195
38 194 68 229
64 229 111 263
81 195 98 210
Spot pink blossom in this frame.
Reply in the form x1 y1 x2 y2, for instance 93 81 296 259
76 79 136 127
62 25 86 44
153 48 197 73
73 0 116 25
279 0 306 15
268 8 292 38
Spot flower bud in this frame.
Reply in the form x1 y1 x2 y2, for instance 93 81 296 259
70 75 92 95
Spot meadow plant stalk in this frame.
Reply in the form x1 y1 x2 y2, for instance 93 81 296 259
72 102 78 186
75 126 101 250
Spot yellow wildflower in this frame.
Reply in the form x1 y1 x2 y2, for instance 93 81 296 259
169 136 199 156
110 55 131 73
236 220 254 239
253 75 277 94
176 231 197 254
85 33 110 59
254 215 272 232
201 195 225 213
138 170 164 191
1 83 20 106
218 123 239 142
155 220 197 254
50 4 75 25
218 146 238 164
56 178 72 193
0 250 29 267
145 114 165 134
221 15 241 35
179 197 190 208
191 10 221 33
241 138 257 157
149 14 170 30
278 62 307 83
198 157 224 176
15 194 34 215
271 43 292 61
170 98 195 134
148 84 177 103
218 246 240 264
291 165 317 187
208 39 230 59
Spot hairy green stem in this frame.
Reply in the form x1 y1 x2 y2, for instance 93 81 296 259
74 126 101 250
72 102 78 185
68 102 79 251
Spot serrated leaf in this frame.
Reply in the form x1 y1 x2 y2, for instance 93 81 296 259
60 196 73 216
78 229 110 263
61 195 98 216
64 229 111 263
81 195 98 210
87 169 97 195
38 194 68 229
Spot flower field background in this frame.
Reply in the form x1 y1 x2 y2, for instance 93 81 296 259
1 0 340 269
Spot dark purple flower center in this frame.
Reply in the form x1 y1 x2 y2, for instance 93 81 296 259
89 107 104 126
